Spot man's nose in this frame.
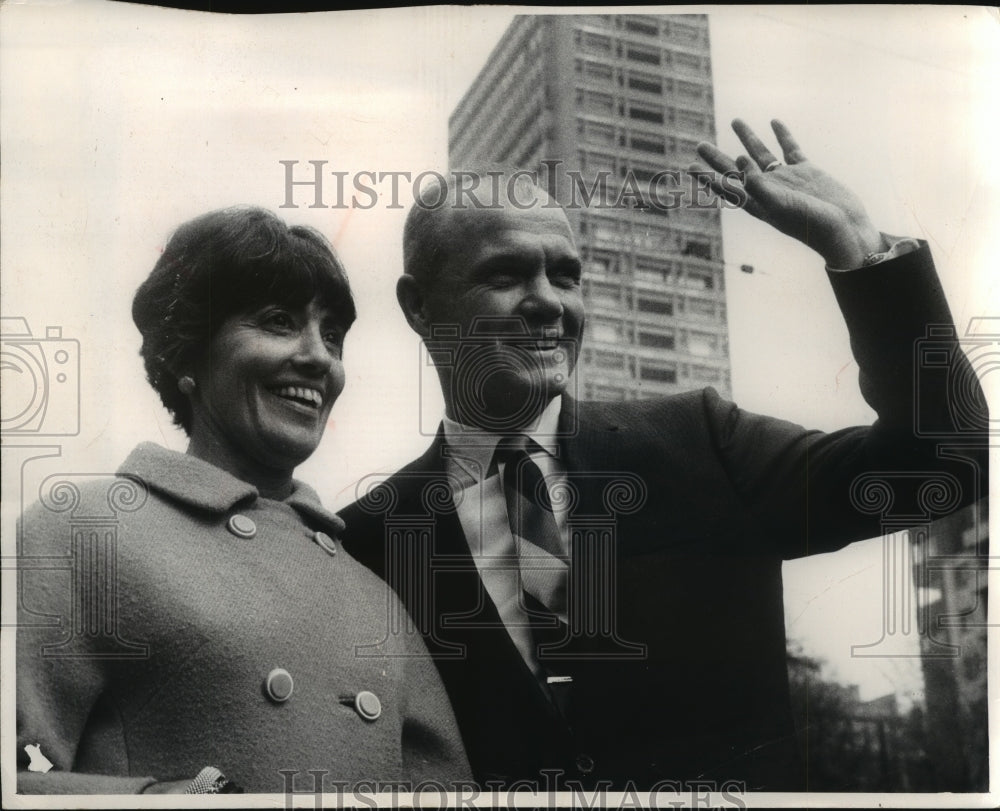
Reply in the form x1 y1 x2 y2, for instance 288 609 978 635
520 273 564 321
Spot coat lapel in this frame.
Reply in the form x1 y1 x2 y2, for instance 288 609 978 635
558 399 649 660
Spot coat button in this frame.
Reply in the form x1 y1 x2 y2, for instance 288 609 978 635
575 753 595 774
354 691 382 721
227 514 257 539
265 668 294 702
314 530 337 556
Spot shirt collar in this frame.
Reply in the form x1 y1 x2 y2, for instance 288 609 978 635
117 442 345 534
442 395 563 484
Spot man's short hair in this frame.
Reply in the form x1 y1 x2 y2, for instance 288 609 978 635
402 169 552 285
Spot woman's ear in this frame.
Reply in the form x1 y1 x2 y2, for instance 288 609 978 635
166 357 199 398
177 375 196 396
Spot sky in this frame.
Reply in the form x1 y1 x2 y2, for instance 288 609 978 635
2 1 997 709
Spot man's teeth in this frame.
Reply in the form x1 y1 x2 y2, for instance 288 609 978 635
273 386 323 407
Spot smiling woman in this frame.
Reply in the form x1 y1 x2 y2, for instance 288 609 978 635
132 208 355 497
15 206 471 794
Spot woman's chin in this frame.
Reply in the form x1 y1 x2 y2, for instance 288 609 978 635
263 434 325 470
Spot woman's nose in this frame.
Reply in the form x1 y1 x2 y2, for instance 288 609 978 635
294 323 334 371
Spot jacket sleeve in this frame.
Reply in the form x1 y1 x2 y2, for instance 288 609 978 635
15 500 159 795
705 242 988 558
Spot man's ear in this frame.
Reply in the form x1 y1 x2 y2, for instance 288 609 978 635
396 274 431 338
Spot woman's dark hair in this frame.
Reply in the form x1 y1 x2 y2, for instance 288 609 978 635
132 206 356 433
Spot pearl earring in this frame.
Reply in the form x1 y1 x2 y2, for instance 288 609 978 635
178 376 196 395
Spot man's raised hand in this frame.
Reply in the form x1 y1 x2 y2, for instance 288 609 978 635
693 119 886 268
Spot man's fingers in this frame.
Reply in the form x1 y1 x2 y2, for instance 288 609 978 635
735 154 762 179
695 142 738 174
732 119 780 171
771 119 806 164
689 161 744 207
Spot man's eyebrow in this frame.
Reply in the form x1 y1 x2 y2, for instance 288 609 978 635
549 256 582 275
471 252 536 277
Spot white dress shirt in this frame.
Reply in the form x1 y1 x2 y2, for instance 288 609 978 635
442 396 569 679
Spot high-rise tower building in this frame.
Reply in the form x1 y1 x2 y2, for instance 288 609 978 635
449 13 730 400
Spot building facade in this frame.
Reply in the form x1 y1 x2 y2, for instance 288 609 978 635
449 13 731 400
912 500 989 790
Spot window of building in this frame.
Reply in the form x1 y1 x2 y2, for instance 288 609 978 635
627 71 662 94
638 331 676 350
580 149 616 175
638 296 674 316
672 21 703 42
590 349 629 371
676 137 701 158
691 364 721 383
502 102 542 157
584 249 619 274
577 60 613 82
686 297 717 320
635 257 674 283
682 269 715 290
625 17 659 36
590 319 624 344
588 282 622 309
590 384 629 402
589 217 620 243
635 389 662 400
674 51 703 72
582 121 616 147
677 80 705 99
633 224 674 253
687 331 717 356
583 31 612 53
628 102 665 124
578 90 614 117
626 44 661 65
640 365 678 384
629 133 665 155
683 240 713 260
675 109 707 133
623 162 660 183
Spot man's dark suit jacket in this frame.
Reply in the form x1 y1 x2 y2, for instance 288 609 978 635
339 245 988 791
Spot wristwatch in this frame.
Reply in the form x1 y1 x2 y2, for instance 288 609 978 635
185 766 243 794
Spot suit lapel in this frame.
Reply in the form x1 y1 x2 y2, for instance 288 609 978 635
557 400 649 661
402 429 536 668
559 398 627 519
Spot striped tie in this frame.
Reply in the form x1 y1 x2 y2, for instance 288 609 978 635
495 435 569 624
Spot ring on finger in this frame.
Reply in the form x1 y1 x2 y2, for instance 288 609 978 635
763 160 783 172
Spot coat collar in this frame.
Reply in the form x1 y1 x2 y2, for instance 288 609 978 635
117 442 345 534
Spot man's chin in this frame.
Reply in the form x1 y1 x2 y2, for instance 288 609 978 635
450 372 567 431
